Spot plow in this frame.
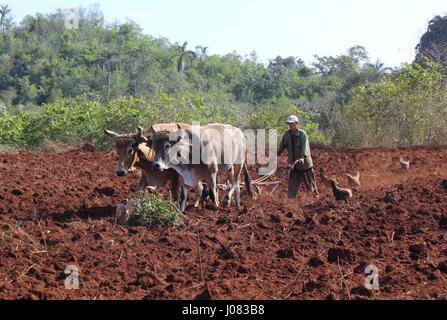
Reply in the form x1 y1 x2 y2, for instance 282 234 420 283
216 166 282 196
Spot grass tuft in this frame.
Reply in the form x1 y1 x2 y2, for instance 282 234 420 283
128 192 184 229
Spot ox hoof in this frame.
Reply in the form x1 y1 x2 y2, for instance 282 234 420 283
222 197 231 208
145 186 157 193
249 185 261 200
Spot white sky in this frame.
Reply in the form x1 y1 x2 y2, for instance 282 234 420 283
8 0 447 67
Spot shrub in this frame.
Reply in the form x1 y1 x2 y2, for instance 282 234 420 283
342 62 447 147
0 109 24 146
0 92 326 149
128 192 184 229
246 99 330 146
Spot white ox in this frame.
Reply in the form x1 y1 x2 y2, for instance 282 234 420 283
150 123 258 211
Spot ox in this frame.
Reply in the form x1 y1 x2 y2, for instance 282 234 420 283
105 124 204 207
150 123 258 211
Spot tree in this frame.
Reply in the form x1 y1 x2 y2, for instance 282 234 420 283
363 60 394 82
419 42 447 65
344 62 447 147
100 53 120 99
0 5 399 114
416 14 447 63
348 45 369 63
195 46 208 62
170 41 196 77
0 4 11 30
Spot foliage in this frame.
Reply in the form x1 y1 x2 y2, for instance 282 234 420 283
1 5 446 150
0 93 326 148
416 14 447 64
0 5 389 110
341 62 447 147
0 107 23 145
128 191 184 229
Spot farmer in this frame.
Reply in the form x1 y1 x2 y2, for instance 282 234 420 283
277 115 319 199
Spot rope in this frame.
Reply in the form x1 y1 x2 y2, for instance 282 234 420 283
252 167 278 184
216 166 281 190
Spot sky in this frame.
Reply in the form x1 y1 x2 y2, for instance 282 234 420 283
7 0 447 67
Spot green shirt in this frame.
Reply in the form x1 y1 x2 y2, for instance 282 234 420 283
277 129 313 171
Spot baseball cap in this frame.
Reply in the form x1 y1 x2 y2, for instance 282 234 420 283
286 115 299 124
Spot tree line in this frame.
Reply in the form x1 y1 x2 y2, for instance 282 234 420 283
0 4 446 149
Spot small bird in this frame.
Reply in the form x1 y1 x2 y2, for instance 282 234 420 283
345 171 360 187
320 168 335 186
399 157 410 170
331 179 353 203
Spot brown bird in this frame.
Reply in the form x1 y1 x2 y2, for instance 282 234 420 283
345 171 360 187
399 157 410 170
331 179 353 203
320 168 336 186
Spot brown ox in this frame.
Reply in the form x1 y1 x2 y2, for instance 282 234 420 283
105 123 204 208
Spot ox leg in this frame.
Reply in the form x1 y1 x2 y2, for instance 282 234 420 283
138 176 146 191
208 171 219 209
139 172 157 193
234 164 243 210
170 173 180 202
140 172 156 192
199 182 209 207
222 167 235 208
225 165 243 210
174 175 188 212
179 185 188 213
194 182 204 208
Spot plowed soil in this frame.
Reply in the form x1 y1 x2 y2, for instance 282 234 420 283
1 146 447 300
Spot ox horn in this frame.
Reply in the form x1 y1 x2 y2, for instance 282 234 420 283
105 129 122 139
136 126 148 142
150 125 158 134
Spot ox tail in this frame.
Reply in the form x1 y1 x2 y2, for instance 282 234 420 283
243 164 259 200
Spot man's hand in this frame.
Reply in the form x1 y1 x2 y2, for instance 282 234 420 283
289 158 305 169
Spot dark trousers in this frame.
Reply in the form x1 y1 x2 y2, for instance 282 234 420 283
288 167 319 199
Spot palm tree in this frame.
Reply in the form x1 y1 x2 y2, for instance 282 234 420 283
170 41 196 77
195 46 208 62
100 53 120 99
367 60 393 73
195 46 208 76
364 60 394 81
0 4 11 30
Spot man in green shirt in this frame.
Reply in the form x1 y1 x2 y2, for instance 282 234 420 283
277 115 319 199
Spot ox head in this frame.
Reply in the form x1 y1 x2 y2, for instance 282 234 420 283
105 127 148 177
150 124 191 172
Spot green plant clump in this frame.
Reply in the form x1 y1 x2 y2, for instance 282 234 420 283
128 192 184 229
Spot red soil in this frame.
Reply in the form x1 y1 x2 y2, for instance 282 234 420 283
0 146 447 300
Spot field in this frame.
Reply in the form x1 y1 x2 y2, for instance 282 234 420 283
0 145 446 300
